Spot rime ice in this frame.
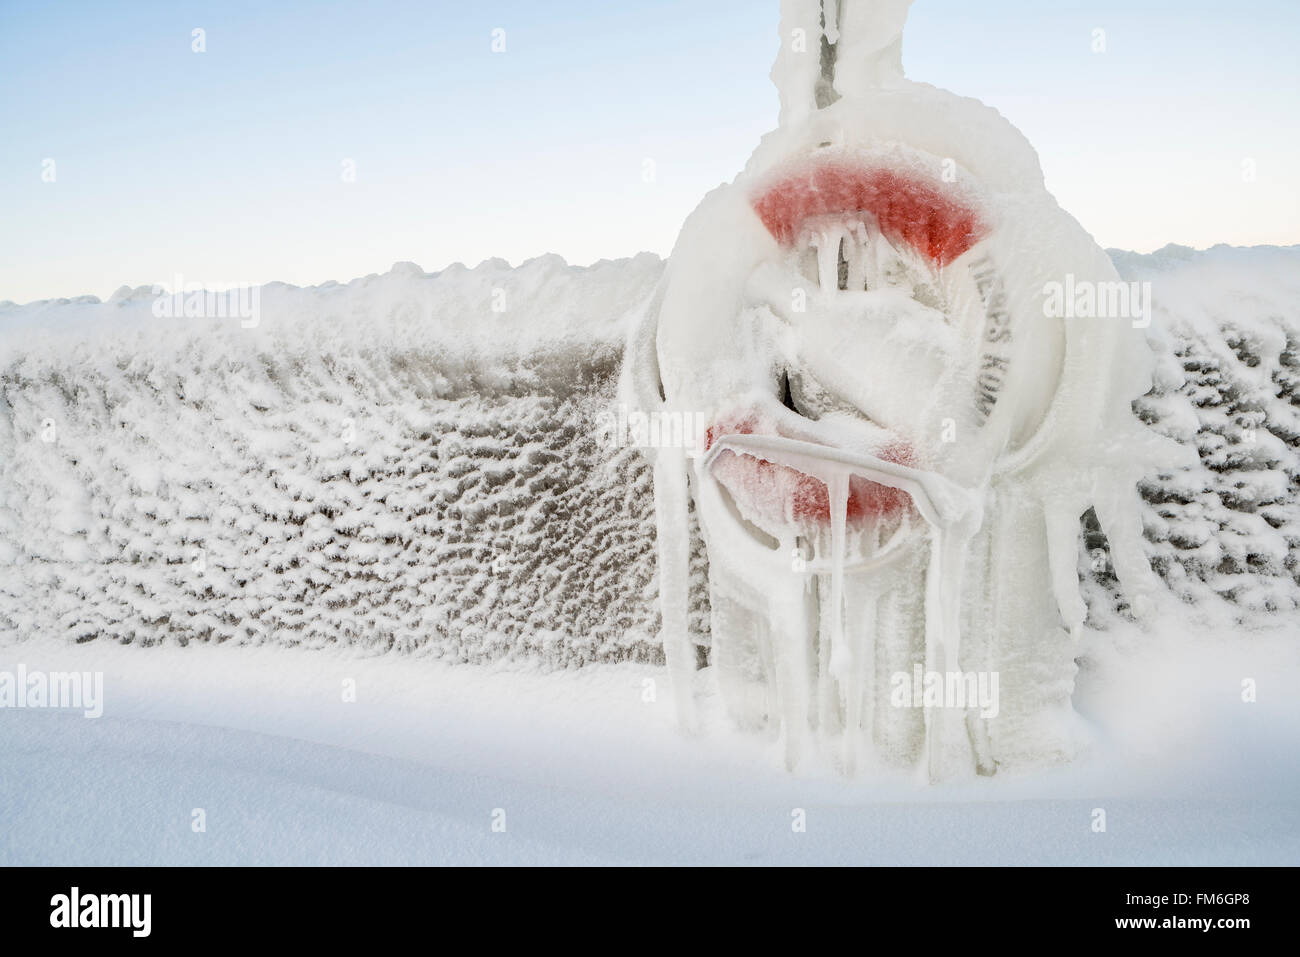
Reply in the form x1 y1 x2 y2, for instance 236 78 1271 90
621 0 1191 779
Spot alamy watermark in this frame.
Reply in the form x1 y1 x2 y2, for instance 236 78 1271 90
50 887 150 937
151 274 261 328
890 665 999 719
0 664 103 718
597 404 709 453
1042 274 1152 328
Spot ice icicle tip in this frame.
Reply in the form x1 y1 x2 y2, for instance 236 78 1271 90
652 443 699 734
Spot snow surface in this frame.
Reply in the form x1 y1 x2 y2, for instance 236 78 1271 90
2 619 1296 865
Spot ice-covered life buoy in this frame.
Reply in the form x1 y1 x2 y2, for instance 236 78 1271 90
620 0 1191 779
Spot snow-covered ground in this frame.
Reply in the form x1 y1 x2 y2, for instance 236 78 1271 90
2 612 1296 865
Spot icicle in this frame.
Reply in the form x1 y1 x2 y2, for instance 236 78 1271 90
1044 497 1087 638
920 533 941 782
816 570 835 736
921 518 976 781
755 603 780 735
842 547 878 775
768 588 814 770
1094 482 1161 621
826 471 850 688
845 223 868 291
815 470 849 750
861 223 881 291
814 228 842 292
652 446 697 733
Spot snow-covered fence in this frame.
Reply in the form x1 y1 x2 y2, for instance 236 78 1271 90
1106 244 1300 617
0 256 672 663
0 245 1295 659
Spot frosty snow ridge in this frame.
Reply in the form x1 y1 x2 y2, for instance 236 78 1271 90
0 665 103 718
150 274 261 329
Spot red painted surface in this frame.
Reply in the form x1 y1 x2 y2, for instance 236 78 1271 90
706 414 915 525
752 162 985 267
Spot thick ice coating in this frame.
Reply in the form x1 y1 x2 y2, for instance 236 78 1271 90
621 0 1193 779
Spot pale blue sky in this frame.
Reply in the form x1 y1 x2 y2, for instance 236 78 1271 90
2 0 1297 303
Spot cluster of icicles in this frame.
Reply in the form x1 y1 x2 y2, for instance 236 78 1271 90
795 216 943 307
655 431 983 777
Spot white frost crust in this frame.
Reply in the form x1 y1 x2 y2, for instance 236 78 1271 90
638 0 1193 777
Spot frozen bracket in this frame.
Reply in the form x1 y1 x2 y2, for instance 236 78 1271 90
699 432 983 537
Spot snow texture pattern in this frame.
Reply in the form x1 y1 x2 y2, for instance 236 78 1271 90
0 245 1296 660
